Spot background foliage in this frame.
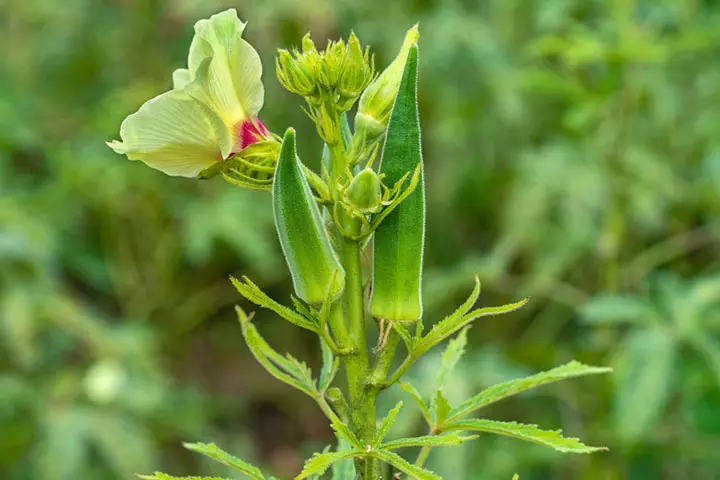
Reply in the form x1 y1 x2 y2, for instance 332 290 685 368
2 0 719 478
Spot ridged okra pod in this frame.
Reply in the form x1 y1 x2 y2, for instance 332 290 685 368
369 44 425 322
273 128 345 303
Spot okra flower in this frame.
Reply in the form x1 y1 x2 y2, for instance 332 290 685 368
107 9 273 178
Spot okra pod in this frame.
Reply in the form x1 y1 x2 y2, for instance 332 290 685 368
369 44 424 322
273 128 345 303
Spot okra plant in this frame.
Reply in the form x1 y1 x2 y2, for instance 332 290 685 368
108 9 611 480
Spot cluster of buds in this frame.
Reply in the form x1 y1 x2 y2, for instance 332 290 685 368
276 33 375 143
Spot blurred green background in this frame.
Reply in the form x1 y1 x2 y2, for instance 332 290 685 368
2 0 720 478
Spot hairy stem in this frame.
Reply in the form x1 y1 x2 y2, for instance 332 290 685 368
339 238 377 478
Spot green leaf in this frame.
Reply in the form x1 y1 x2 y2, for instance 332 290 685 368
183 442 265 479
138 474 230 480
237 306 317 397
370 449 441 480
613 326 676 443
436 327 470 387
369 43 425 323
295 450 363 480
374 401 403 447
414 298 529 358
231 276 319 332
448 361 612 422
432 389 452 427
398 382 432 426
330 417 363 449
331 439 357 480
318 338 339 393
273 128 345 304
580 294 653 326
380 433 477 450
444 419 607 454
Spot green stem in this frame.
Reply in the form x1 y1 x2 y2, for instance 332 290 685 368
415 442 432 468
338 238 377 479
370 330 399 387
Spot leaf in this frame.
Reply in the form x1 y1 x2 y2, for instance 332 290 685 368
399 382 432 426
580 294 653 326
436 327 469 387
414 298 529 358
432 389 452 427
273 128 345 304
331 439 357 480
444 419 606 454
613 326 676 443
374 401 403 447
231 276 319 332
380 433 477 450
448 361 612 422
319 338 339 393
237 306 317 397
369 43 425 323
370 449 441 480
295 450 363 479
330 417 363 449
393 322 415 351
138 474 231 480
183 442 265 480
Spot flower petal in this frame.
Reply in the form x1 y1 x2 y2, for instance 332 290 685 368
185 8 264 126
172 68 191 90
107 90 232 177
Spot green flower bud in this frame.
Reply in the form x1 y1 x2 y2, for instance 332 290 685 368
345 168 383 214
354 112 387 141
317 39 346 89
337 32 374 111
302 33 317 54
357 25 419 127
276 49 317 97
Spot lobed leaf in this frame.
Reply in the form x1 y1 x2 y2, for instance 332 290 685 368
318 339 339 393
380 433 477 450
415 298 529 357
237 307 317 397
374 401 404 447
448 361 612 422
330 417 363 449
444 419 607 454
331 439 357 480
183 442 265 479
435 327 470 388
231 276 319 332
295 450 363 479
398 382 432 426
432 389 452 427
137 474 231 480
370 449 441 480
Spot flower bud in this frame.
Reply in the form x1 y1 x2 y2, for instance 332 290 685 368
276 49 317 97
354 112 387 141
357 25 419 128
337 32 374 111
317 39 346 89
345 168 383 214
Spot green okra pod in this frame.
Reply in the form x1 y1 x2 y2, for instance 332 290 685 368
369 44 425 323
273 128 345 303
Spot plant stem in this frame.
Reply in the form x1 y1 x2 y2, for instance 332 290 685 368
415 442 432 468
338 237 377 479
